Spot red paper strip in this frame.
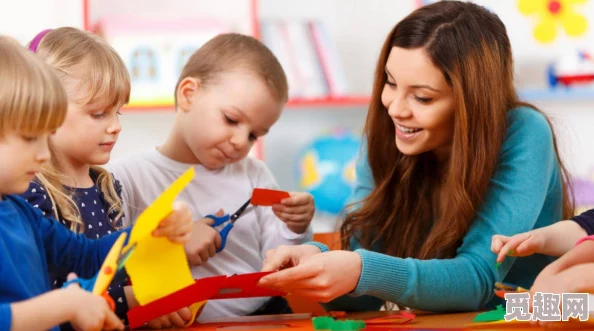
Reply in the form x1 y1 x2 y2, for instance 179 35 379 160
251 189 290 206
365 311 416 325
212 272 286 299
128 272 286 329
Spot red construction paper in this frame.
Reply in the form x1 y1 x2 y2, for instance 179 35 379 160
365 311 416 325
211 272 286 299
128 272 286 329
251 189 290 206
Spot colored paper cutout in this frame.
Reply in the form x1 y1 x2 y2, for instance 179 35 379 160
198 315 313 331
364 312 416 325
473 305 506 322
127 272 286 329
312 317 366 331
201 313 312 324
126 167 196 305
251 188 290 206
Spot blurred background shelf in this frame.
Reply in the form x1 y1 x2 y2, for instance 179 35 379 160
519 87 594 102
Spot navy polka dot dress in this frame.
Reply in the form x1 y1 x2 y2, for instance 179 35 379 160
20 170 129 325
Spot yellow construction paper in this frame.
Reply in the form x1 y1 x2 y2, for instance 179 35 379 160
126 167 196 305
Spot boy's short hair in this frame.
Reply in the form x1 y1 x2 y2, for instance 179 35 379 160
175 33 288 106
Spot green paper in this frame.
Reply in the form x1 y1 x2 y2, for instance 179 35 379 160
473 304 506 322
312 317 366 331
495 250 516 271
312 317 334 330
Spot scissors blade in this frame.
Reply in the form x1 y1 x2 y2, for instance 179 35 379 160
117 242 137 271
230 198 251 223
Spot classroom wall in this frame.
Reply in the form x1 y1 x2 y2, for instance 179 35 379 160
0 0 82 44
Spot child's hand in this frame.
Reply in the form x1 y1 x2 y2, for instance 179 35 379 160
272 192 314 234
491 231 546 263
152 201 193 244
145 307 193 329
184 210 223 266
63 273 124 331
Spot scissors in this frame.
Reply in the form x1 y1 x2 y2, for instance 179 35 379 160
206 198 251 253
493 281 529 299
62 233 136 310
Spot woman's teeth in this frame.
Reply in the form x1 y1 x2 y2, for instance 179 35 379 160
397 124 422 134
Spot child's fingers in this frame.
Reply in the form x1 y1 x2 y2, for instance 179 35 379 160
65 273 83 289
156 215 190 233
516 237 540 255
159 317 172 329
156 210 194 236
103 307 125 331
272 204 310 215
154 202 192 236
497 233 530 262
281 192 313 206
188 254 203 266
178 307 192 321
284 221 307 230
170 231 192 245
208 243 217 257
66 272 78 282
146 316 164 329
169 312 187 328
274 211 303 222
491 235 506 253
199 247 210 263
214 233 223 249
497 245 511 263
155 222 189 240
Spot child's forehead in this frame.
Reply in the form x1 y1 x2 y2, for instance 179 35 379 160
65 75 125 110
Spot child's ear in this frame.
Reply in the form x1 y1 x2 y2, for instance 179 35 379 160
176 77 201 113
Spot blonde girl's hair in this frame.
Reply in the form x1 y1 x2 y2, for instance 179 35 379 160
30 27 130 232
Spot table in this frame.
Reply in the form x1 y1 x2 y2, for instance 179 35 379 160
137 311 594 331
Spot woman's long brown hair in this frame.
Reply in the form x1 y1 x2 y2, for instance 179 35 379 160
341 1 573 259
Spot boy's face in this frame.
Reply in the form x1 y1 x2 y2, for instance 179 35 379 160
179 70 283 169
0 132 50 195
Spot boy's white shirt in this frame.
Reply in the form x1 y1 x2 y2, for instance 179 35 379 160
107 148 313 319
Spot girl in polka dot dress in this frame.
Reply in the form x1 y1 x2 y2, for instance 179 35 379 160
19 27 132 326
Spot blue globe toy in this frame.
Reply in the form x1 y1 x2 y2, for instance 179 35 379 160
295 129 361 215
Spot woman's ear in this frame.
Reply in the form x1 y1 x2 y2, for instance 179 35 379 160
176 77 201 113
